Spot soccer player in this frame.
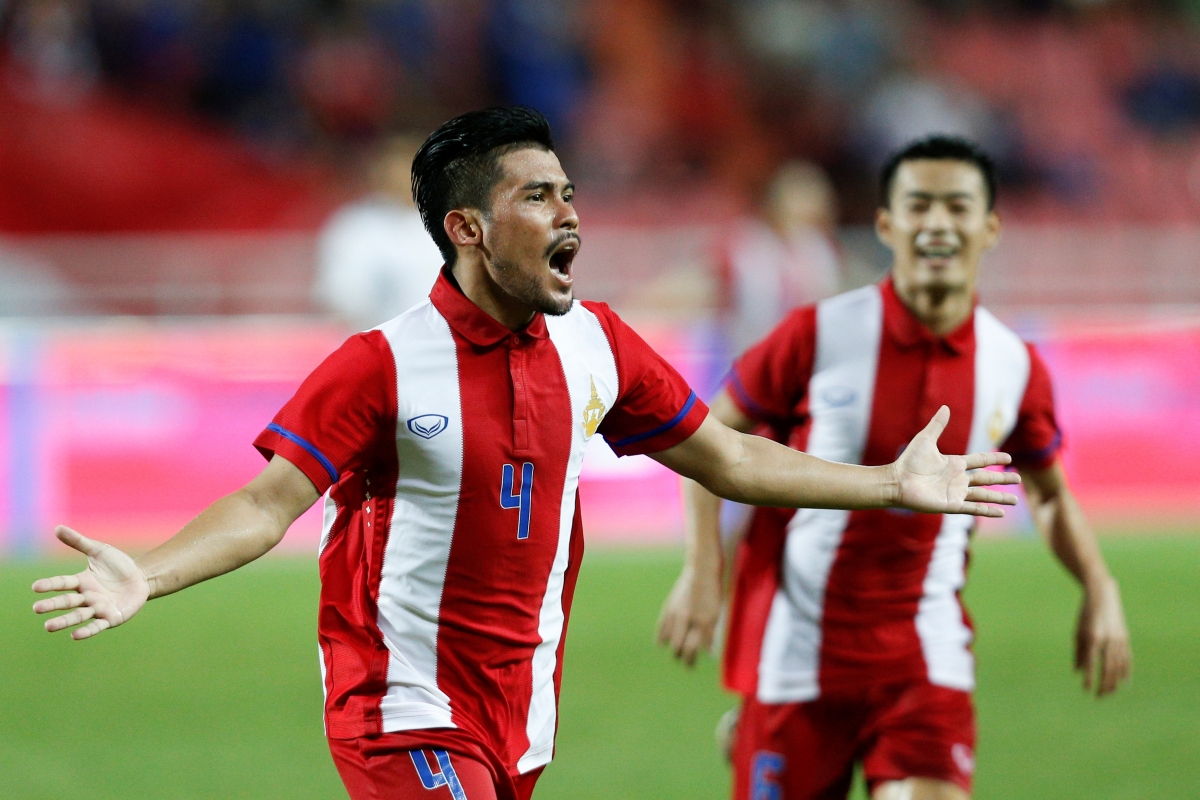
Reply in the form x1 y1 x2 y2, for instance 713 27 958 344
32 111 1019 800
657 135 1133 800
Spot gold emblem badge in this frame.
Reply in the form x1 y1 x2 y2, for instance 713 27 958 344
582 376 606 438
987 401 1006 446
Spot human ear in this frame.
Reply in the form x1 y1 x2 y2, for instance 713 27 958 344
982 210 1001 250
444 209 483 249
875 207 896 251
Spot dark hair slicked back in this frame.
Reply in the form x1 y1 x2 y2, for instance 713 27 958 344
879 135 997 210
411 106 555 264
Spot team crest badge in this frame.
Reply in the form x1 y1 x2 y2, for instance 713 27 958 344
582 376 606 438
987 402 1006 446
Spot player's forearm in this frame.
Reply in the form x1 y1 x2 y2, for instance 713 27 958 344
705 433 896 510
1034 487 1113 592
681 478 724 585
135 488 290 599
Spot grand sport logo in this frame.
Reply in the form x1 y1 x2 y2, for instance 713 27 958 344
407 414 449 439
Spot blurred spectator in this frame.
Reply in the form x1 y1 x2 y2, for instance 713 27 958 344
313 134 442 330
1123 32 1200 137
857 71 1003 167
718 160 841 352
487 0 586 138
5 0 98 103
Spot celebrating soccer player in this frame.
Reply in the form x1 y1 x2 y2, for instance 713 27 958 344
32 110 1020 800
657 135 1133 800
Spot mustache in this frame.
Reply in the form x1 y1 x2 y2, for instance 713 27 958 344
543 231 581 259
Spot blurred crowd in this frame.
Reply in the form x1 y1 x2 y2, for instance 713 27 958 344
6 0 1200 224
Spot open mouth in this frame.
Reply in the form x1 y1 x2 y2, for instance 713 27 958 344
547 237 579 284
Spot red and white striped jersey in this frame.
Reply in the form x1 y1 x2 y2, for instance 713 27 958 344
723 277 1060 703
254 271 707 779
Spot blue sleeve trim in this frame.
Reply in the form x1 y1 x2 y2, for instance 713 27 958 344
725 369 771 420
609 391 698 448
266 423 339 484
1009 430 1062 466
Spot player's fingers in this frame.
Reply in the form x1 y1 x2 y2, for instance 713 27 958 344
967 469 1020 487
956 502 1004 518
44 605 96 633
31 574 82 594
963 451 1014 470
680 625 705 668
964 488 1018 506
55 526 106 558
32 593 85 614
916 406 950 443
72 617 112 640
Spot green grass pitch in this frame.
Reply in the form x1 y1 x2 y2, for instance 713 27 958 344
2 533 1197 799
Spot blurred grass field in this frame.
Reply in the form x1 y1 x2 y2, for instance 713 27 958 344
2 533 1198 799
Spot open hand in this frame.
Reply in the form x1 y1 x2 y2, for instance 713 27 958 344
1076 578 1132 696
892 406 1021 517
32 526 149 640
656 567 722 667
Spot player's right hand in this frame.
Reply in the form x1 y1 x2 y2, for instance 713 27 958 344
32 526 150 640
656 566 722 667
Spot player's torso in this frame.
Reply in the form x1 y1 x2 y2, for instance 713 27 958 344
318 299 618 771
744 283 1032 702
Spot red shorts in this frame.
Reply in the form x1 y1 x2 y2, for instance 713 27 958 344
732 682 976 800
329 735 543 800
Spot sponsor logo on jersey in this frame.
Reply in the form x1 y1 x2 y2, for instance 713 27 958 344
407 414 449 439
582 376 606 438
820 385 857 408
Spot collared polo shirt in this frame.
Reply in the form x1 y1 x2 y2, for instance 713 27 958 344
722 277 1060 703
254 271 707 780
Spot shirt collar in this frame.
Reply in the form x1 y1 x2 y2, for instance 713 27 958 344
880 275 975 355
430 268 548 347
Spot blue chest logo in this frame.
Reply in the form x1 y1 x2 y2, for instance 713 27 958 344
820 386 857 408
407 414 449 439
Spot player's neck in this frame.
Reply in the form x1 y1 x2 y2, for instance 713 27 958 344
450 259 537 331
893 278 974 337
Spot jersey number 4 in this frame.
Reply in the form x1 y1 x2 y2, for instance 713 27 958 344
501 462 534 540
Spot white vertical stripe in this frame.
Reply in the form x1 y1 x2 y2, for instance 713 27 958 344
518 304 619 773
757 285 882 703
317 489 337 731
318 490 337 557
916 306 1031 691
375 301 464 732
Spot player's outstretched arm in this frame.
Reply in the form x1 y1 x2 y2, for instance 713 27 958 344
651 405 1020 517
1021 460 1131 696
32 455 319 640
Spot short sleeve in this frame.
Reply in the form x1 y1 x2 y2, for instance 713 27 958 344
585 302 709 457
253 331 396 494
1001 343 1062 470
727 305 818 424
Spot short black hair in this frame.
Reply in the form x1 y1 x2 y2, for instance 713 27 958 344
411 106 556 264
879 135 997 210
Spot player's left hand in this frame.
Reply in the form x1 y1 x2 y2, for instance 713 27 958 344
891 406 1021 517
1076 577 1132 696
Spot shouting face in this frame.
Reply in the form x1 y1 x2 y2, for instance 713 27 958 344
477 147 580 317
876 159 999 299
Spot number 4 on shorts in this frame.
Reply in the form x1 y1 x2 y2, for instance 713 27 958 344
409 750 468 800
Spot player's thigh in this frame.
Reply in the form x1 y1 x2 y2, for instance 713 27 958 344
860 683 976 796
329 737 498 800
731 696 860 800
872 777 969 800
